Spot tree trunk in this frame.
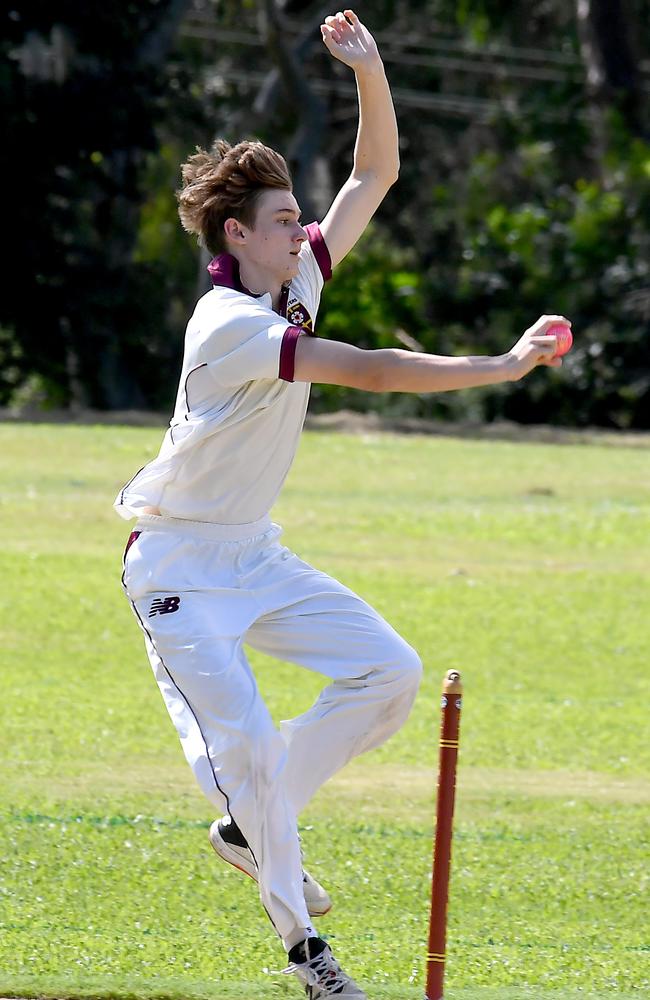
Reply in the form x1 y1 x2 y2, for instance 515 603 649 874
575 0 645 167
96 0 192 408
259 0 332 222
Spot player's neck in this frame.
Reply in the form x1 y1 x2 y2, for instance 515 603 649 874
237 257 283 312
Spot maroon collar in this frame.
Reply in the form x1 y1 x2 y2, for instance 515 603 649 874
207 253 290 316
206 253 257 294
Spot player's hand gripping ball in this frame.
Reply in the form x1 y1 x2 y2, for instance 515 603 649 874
547 322 573 359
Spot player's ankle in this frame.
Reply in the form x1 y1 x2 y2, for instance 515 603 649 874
288 936 327 963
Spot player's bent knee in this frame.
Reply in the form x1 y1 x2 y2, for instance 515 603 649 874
371 640 423 715
374 643 422 742
405 644 424 682
393 642 423 693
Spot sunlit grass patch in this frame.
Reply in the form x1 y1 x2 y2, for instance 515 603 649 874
0 423 648 998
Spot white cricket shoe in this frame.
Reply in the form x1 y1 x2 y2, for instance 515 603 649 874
282 937 368 998
209 816 332 918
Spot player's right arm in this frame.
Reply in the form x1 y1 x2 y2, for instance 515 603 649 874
293 315 570 391
316 11 399 270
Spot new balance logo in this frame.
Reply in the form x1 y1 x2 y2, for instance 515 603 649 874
149 596 181 617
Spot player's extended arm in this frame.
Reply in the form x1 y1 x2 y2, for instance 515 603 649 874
318 10 399 269
293 316 571 391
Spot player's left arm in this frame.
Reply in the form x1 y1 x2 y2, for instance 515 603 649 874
318 10 399 270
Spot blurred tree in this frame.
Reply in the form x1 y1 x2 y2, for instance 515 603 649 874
576 0 645 150
2 0 649 427
1 1 193 410
258 0 330 223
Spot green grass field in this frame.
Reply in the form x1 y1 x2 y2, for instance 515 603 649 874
0 422 648 1000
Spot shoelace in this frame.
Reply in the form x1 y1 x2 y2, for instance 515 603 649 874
280 947 348 992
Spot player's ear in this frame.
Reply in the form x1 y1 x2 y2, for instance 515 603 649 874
224 217 247 245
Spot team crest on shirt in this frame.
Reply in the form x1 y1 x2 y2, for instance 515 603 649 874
287 297 313 331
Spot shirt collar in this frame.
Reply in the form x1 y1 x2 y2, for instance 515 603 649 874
208 253 295 319
207 253 256 294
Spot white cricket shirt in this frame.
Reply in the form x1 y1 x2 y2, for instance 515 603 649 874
115 223 332 524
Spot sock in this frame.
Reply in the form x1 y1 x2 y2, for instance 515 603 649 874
288 936 327 964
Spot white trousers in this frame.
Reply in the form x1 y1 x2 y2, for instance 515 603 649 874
122 514 422 944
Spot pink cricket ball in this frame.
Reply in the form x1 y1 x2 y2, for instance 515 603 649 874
548 322 573 358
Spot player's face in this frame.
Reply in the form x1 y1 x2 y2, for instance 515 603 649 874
244 189 307 281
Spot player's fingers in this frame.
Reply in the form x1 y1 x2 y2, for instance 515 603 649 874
539 355 563 368
336 11 354 36
529 335 558 347
541 314 571 331
321 22 341 44
343 9 360 25
527 315 570 336
320 30 339 53
530 341 560 365
327 12 348 36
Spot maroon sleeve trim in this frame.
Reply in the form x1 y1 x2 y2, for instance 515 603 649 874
304 222 333 282
279 326 305 382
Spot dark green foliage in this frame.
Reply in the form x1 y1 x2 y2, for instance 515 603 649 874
0 1 193 409
312 1 650 427
425 130 650 428
2 1 649 425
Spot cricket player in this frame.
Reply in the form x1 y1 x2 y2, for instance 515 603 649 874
116 10 569 998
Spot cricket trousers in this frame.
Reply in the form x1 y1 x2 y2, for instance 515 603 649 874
122 514 423 945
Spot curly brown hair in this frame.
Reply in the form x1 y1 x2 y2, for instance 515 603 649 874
176 139 293 256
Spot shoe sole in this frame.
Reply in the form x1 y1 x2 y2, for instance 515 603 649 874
209 823 258 879
209 822 332 917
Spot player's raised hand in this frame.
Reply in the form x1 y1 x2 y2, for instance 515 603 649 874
320 10 380 71
507 315 571 380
